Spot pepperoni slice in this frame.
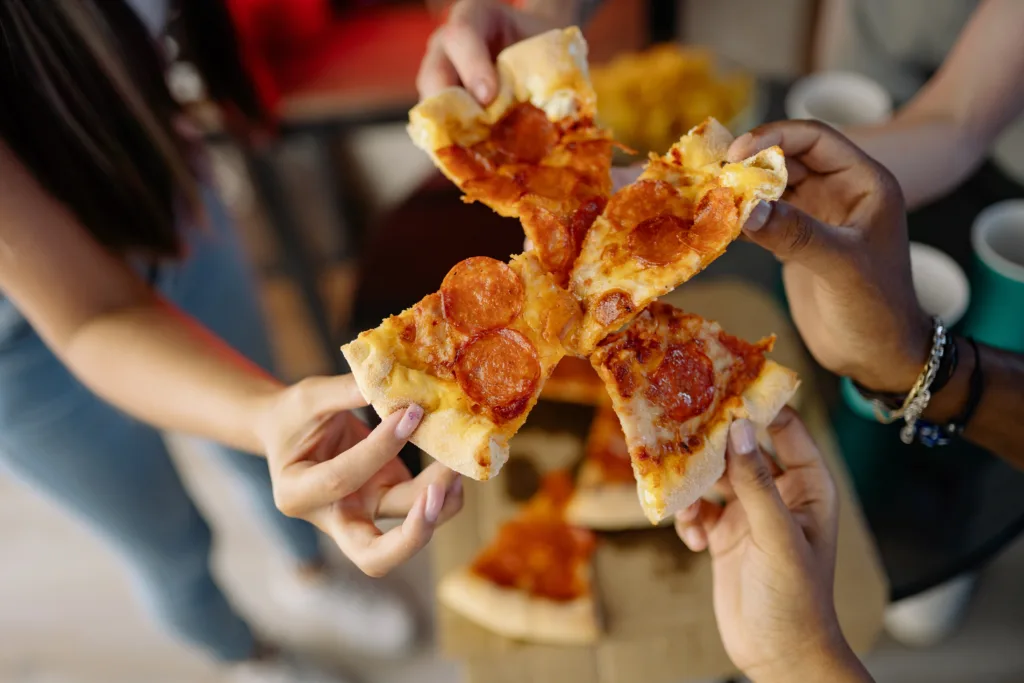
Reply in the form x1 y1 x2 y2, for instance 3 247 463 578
455 329 540 422
568 196 606 252
691 187 741 253
441 257 525 335
488 103 559 165
627 214 695 266
592 290 635 328
605 180 694 231
520 204 573 276
645 341 715 422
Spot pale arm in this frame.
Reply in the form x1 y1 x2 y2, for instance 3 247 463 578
844 0 1024 209
0 143 280 454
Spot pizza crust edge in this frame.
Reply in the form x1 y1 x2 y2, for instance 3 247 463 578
438 566 600 645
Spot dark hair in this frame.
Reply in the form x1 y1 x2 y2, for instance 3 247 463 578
0 0 267 258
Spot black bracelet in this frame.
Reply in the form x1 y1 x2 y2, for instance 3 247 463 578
853 333 959 410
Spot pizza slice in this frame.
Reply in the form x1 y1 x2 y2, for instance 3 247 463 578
539 356 609 405
341 252 580 480
565 406 654 530
589 302 799 523
408 27 613 285
438 471 600 644
569 118 787 353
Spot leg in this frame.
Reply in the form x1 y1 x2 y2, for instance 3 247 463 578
0 350 255 661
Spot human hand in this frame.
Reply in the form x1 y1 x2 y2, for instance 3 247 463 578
675 410 871 683
256 375 463 577
417 0 564 103
728 120 932 393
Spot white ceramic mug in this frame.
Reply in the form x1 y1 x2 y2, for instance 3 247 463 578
785 71 893 128
841 242 970 419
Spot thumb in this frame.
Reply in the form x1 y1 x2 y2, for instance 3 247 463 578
726 419 796 546
742 199 844 269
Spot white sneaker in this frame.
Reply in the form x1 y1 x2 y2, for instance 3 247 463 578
884 572 977 647
271 570 417 657
228 655 353 683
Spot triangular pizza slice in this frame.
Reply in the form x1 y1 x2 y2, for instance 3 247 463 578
589 302 799 523
408 28 613 285
565 405 655 530
570 118 787 353
438 471 600 644
342 253 580 480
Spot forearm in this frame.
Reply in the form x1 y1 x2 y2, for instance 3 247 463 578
845 117 986 210
63 298 281 454
923 337 1024 467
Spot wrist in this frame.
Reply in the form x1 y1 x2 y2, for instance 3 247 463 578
242 378 286 456
851 313 933 394
752 640 872 683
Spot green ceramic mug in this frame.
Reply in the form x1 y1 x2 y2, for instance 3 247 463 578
841 242 971 420
962 200 1024 352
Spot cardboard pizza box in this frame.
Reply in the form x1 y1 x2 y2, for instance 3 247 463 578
430 278 888 683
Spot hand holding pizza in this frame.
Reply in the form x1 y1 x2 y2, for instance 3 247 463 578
417 0 562 103
675 409 871 683
255 375 463 577
727 120 932 394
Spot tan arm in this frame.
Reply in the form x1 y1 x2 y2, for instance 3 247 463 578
845 0 1024 209
0 143 280 454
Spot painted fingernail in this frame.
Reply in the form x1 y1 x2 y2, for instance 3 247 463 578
729 419 757 455
395 404 424 440
472 79 492 102
425 483 444 523
743 200 771 233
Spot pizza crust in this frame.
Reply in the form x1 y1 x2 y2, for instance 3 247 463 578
638 360 800 522
566 484 660 530
438 567 600 645
342 338 508 480
408 27 594 166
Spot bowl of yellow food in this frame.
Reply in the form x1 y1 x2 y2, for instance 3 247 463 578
591 44 762 162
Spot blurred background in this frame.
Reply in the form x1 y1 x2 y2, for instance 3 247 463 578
3 0 1024 681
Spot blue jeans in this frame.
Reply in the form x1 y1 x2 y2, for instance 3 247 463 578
0 191 321 661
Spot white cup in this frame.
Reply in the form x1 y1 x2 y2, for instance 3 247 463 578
841 242 969 420
785 71 893 128
908 242 971 326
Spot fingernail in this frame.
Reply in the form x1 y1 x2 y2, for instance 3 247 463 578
472 79 492 102
729 419 757 455
395 404 424 440
743 200 771 233
682 527 704 549
424 483 444 523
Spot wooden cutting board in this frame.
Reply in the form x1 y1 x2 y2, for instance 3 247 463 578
430 278 888 683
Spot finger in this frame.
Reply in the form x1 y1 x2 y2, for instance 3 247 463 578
298 374 368 414
442 3 499 103
674 499 723 552
727 120 868 174
725 419 795 545
741 199 848 268
286 405 424 512
417 36 461 98
338 482 447 577
377 461 460 518
767 407 825 470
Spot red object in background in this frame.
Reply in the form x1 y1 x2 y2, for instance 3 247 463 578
224 0 439 122
226 0 334 116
